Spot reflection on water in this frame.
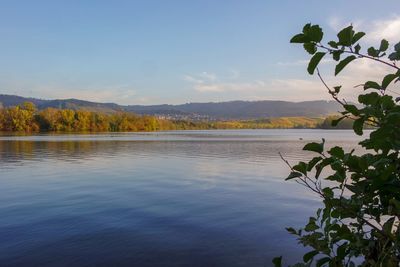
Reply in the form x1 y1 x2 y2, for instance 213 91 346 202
0 130 361 266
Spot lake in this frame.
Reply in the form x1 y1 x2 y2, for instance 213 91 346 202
0 129 363 266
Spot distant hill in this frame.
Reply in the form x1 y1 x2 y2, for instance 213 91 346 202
125 100 343 119
0 94 343 120
0 94 121 114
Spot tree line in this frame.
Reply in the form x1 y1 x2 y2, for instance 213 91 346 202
0 102 348 132
0 102 172 132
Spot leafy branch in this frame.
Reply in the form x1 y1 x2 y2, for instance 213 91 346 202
274 23 400 267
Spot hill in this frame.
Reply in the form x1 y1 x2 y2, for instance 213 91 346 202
0 94 342 120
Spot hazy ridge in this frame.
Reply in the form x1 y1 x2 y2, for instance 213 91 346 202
0 94 342 120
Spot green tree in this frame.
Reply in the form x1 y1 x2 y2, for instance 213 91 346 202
273 24 400 266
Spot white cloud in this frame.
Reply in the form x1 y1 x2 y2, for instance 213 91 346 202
228 70 240 79
368 16 400 43
194 80 267 93
277 58 334 67
183 72 217 84
183 75 204 84
328 16 344 32
189 77 344 102
328 16 364 32
199 72 217 81
184 56 400 102
272 14 400 102
277 59 309 67
183 70 331 101
327 15 400 44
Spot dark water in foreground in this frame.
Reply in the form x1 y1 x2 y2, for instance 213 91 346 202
0 130 363 266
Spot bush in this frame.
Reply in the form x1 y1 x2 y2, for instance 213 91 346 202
273 24 400 266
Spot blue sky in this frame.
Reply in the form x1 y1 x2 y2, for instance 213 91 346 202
0 0 399 104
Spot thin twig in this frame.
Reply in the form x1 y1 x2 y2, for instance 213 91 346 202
316 68 345 106
317 44 400 71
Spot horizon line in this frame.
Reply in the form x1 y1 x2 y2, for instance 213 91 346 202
0 93 335 107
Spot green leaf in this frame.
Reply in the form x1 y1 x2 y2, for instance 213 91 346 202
328 41 338 48
307 52 326 74
331 208 340 218
352 31 365 44
291 33 308 43
303 140 324 154
293 162 308 175
381 95 396 109
328 146 344 158
332 116 345 127
337 243 348 260
343 104 359 115
302 23 311 32
364 81 381 90
303 250 319 263
379 39 389 52
307 156 323 171
358 92 380 105
333 86 342 93
286 227 297 235
272 256 282 267
332 50 343 61
304 43 317 54
389 199 400 213
322 187 334 198
367 47 379 57
293 24 323 43
354 43 361 54
286 171 303 180
388 51 400 61
305 221 319 232
337 25 354 46
316 257 331 267
382 73 399 89
335 56 356 75
395 42 400 52
305 25 324 42
353 118 364 135
380 165 395 181
383 217 395 234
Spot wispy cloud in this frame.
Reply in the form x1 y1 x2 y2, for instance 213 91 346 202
187 77 345 102
199 72 217 81
228 70 240 79
327 15 400 44
277 59 334 67
184 56 400 102
183 70 330 101
368 16 400 43
184 72 217 84
194 80 267 93
261 16 400 101
328 16 364 32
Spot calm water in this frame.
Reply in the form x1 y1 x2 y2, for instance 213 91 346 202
0 129 363 266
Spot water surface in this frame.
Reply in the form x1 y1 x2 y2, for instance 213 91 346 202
0 130 362 266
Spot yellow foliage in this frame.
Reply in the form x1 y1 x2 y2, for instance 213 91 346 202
0 103 325 132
